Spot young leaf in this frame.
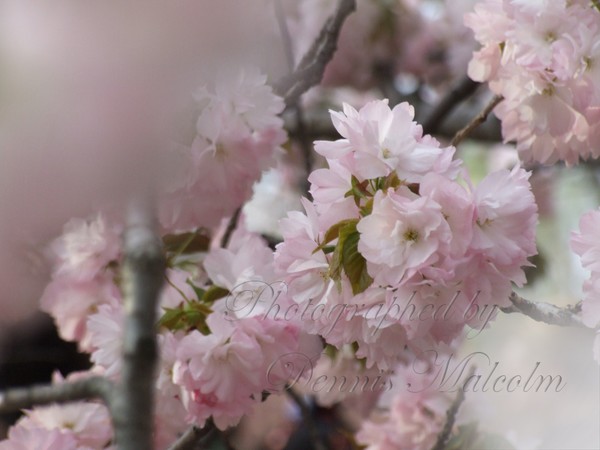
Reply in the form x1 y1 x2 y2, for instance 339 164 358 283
202 285 230 304
340 227 373 295
313 218 359 254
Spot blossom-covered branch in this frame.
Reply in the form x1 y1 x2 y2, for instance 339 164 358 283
501 291 585 328
274 0 357 105
111 197 166 449
0 377 113 415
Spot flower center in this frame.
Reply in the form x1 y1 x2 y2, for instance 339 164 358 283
403 228 419 242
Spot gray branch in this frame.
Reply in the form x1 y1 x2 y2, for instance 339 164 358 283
431 366 475 450
167 422 216 450
450 95 503 146
111 196 166 449
0 377 114 415
422 76 480 135
273 0 357 106
501 291 586 328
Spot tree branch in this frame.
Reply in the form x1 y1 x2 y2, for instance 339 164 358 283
220 207 242 249
0 377 114 415
112 196 166 450
167 422 216 450
501 291 586 328
450 95 503 147
431 366 475 450
286 387 329 450
422 76 480 135
273 0 357 106
285 98 502 144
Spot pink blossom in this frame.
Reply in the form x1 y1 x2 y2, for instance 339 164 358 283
357 188 451 287
48 214 121 282
471 166 538 269
0 426 79 450
465 0 600 164
159 68 286 232
173 313 299 429
40 275 121 352
87 302 124 379
314 101 457 183
18 403 112 449
356 367 454 450
274 198 331 306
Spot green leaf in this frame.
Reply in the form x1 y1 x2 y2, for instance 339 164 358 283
324 344 338 359
382 172 401 190
186 279 206 301
158 299 213 332
202 285 230 304
359 197 374 216
313 218 359 254
163 230 211 255
344 175 371 207
341 228 373 295
158 307 186 330
328 220 373 295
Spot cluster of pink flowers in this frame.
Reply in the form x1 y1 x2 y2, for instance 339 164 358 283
31 210 320 447
159 68 286 231
0 373 113 450
466 0 600 165
275 99 538 370
571 208 600 362
163 228 321 431
39 214 123 352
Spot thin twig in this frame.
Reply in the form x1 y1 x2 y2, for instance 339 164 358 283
112 196 166 450
286 387 329 450
501 291 586 327
273 0 357 106
0 377 114 415
274 0 295 72
167 422 216 450
274 0 313 195
450 95 503 147
220 207 242 249
431 366 475 450
422 76 480 135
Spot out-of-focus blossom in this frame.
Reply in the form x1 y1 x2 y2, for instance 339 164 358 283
356 366 454 450
159 68 287 232
466 0 600 165
571 208 600 363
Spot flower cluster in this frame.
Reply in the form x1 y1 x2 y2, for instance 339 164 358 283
39 214 123 352
0 373 113 450
159 68 286 231
34 211 320 444
162 228 322 430
466 0 600 165
571 208 600 362
275 99 538 370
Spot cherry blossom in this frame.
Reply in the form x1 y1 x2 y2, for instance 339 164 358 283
276 99 538 370
159 68 286 232
466 0 600 164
